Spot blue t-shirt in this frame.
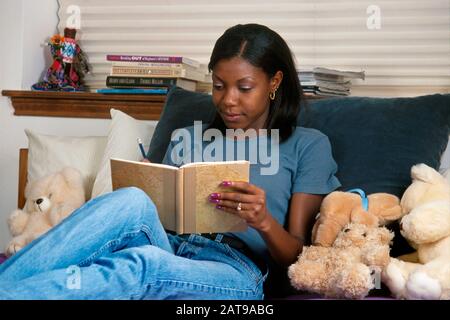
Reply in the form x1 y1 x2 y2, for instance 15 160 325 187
162 125 341 260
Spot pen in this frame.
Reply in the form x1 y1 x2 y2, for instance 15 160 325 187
137 138 147 160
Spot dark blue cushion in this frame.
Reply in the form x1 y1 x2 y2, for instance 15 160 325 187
301 94 450 198
149 87 450 257
299 94 450 258
149 87 450 198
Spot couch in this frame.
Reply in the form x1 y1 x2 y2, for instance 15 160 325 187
147 87 450 299
2 87 450 299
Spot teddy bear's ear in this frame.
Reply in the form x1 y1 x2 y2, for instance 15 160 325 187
411 163 446 184
311 220 343 247
60 167 84 187
23 182 36 211
350 208 379 227
23 179 37 203
366 193 404 225
375 203 403 224
373 227 394 245
312 191 364 246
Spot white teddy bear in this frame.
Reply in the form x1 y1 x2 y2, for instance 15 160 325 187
381 163 450 300
6 167 85 256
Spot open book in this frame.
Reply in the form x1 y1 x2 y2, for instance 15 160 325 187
110 158 249 234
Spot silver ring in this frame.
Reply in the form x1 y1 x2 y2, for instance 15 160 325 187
236 202 242 211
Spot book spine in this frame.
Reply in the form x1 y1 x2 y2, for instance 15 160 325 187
106 76 178 87
97 88 167 94
111 67 205 82
176 169 184 234
111 66 185 77
107 54 183 63
111 61 185 68
106 55 200 68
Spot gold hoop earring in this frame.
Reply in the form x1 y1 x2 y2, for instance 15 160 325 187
269 89 277 101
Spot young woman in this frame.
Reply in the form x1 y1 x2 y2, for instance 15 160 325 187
0 24 340 300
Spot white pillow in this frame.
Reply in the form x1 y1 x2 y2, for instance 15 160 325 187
90 109 156 198
26 129 107 200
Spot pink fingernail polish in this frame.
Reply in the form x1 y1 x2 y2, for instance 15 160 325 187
221 181 232 186
216 205 223 210
209 193 220 199
209 198 220 204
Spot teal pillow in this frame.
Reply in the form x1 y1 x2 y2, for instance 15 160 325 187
300 94 450 198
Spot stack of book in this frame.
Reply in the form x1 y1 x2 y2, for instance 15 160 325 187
97 55 209 94
195 72 213 94
298 67 365 97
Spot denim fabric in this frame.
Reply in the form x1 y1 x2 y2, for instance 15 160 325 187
0 187 266 300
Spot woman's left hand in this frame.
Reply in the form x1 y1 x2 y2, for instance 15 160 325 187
208 181 272 231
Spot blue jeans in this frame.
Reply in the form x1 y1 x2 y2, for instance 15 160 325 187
0 187 267 299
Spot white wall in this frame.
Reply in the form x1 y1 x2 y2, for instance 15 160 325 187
0 0 112 250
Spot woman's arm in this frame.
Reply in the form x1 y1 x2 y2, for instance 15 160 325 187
211 182 324 268
259 193 323 267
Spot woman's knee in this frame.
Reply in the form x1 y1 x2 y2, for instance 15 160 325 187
93 187 157 219
81 187 160 233
114 186 149 200
114 187 156 210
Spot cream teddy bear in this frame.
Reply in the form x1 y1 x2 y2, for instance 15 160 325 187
312 190 403 247
288 223 394 299
6 167 85 256
381 164 450 300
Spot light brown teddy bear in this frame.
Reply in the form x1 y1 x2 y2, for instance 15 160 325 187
288 223 394 299
382 164 450 300
312 190 403 247
5 167 85 256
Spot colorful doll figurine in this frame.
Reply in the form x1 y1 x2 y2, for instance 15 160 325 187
32 28 89 91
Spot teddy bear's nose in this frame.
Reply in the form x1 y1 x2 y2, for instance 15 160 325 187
36 198 43 205
399 222 403 230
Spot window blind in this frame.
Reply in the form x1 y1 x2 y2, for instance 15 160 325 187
57 0 450 97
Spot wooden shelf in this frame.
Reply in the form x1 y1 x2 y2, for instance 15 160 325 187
1 90 166 120
2 90 326 121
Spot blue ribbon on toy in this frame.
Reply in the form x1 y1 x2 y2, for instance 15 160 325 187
346 188 369 211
